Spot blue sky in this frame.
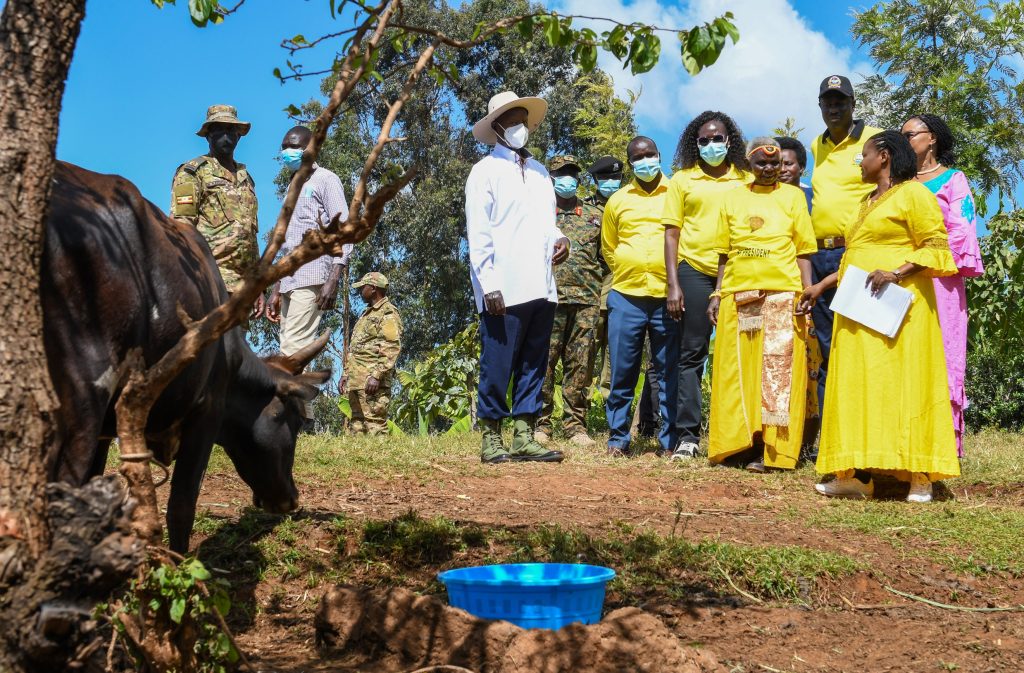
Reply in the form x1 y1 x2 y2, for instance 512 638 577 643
57 0 871 237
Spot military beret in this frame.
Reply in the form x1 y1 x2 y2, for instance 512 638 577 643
588 155 624 177
548 155 581 172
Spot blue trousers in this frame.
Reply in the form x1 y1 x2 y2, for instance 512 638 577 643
809 247 844 421
478 299 557 420
606 290 680 450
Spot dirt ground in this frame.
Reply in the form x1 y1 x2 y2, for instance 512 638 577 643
181 454 1024 673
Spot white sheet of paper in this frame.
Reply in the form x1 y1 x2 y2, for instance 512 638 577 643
829 265 913 338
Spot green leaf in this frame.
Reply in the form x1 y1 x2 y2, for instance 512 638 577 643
541 15 561 47
578 43 598 72
445 415 473 435
169 597 186 624
273 67 283 80
284 104 302 116
517 17 534 41
291 34 307 45
212 591 231 616
337 395 352 419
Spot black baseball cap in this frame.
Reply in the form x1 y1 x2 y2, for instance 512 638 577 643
818 74 854 98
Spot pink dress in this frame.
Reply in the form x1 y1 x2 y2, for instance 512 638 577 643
923 170 984 455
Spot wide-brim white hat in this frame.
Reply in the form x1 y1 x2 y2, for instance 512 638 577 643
472 91 547 145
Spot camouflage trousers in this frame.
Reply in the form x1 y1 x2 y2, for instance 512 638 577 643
349 389 390 436
539 303 600 436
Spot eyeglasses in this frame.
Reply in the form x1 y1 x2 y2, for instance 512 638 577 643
697 134 727 146
902 130 931 140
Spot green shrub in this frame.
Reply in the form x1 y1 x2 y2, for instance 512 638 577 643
965 344 1024 431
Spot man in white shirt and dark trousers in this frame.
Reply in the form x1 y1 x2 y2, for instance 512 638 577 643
266 126 352 422
466 91 571 464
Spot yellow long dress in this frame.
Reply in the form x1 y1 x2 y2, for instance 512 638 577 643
817 181 959 479
708 184 817 469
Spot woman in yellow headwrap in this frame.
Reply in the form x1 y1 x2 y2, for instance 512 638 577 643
706 137 817 472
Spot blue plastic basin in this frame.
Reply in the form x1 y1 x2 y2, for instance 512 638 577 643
437 563 616 630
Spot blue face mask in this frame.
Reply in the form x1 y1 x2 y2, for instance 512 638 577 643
280 147 304 171
698 141 729 167
631 156 662 182
552 176 578 198
597 178 621 197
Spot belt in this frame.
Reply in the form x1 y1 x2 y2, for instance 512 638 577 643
817 236 846 250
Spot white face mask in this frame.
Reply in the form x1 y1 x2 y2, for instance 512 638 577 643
500 123 529 150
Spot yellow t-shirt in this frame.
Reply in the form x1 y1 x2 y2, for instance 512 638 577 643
713 183 817 293
601 178 670 298
661 164 753 277
810 121 884 239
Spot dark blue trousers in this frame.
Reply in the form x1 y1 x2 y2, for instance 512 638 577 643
478 299 557 420
809 247 844 421
606 290 680 451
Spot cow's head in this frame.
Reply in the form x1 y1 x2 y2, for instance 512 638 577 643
218 332 330 515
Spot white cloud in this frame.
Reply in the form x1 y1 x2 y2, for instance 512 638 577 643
549 0 875 146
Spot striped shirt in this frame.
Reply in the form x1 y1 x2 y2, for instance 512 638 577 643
280 164 352 293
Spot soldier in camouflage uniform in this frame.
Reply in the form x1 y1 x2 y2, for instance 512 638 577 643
341 272 403 435
537 156 608 448
586 156 625 399
170 105 262 315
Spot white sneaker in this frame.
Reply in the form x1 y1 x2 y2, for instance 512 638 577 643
670 442 699 461
534 431 550 445
815 476 874 499
906 473 933 503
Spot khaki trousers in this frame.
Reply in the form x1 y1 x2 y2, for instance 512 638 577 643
280 285 323 418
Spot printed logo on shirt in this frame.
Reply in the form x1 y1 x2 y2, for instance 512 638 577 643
746 215 765 231
738 248 770 259
302 186 315 198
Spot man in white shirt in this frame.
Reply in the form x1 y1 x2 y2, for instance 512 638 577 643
266 126 352 422
466 91 570 464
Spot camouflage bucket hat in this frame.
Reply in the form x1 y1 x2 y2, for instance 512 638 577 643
196 104 252 137
353 271 389 289
549 155 581 172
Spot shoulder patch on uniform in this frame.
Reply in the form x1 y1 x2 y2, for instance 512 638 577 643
180 157 207 175
176 195 194 205
382 319 400 341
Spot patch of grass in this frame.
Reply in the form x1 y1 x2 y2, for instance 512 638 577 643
805 500 1024 576
960 429 1024 485
506 521 861 603
358 510 487 567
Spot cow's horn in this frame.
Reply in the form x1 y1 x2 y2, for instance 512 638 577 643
284 330 331 374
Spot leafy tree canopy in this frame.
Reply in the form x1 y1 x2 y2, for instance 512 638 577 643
852 0 1024 210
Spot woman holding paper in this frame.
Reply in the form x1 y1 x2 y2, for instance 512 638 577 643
705 138 817 472
901 114 984 456
799 130 959 503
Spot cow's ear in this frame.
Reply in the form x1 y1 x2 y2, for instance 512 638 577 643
275 370 331 401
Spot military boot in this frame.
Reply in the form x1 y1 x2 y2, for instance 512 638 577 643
510 416 564 463
480 418 510 464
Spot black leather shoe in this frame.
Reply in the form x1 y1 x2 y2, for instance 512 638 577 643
511 450 564 463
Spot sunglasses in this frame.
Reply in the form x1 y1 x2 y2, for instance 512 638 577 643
902 130 931 140
697 134 727 146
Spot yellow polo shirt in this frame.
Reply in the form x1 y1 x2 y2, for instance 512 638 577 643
810 121 884 239
601 178 670 298
713 183 817 293
660 164 753 277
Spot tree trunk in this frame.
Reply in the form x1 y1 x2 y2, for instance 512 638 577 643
0 3 142 672
0 0 84 563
